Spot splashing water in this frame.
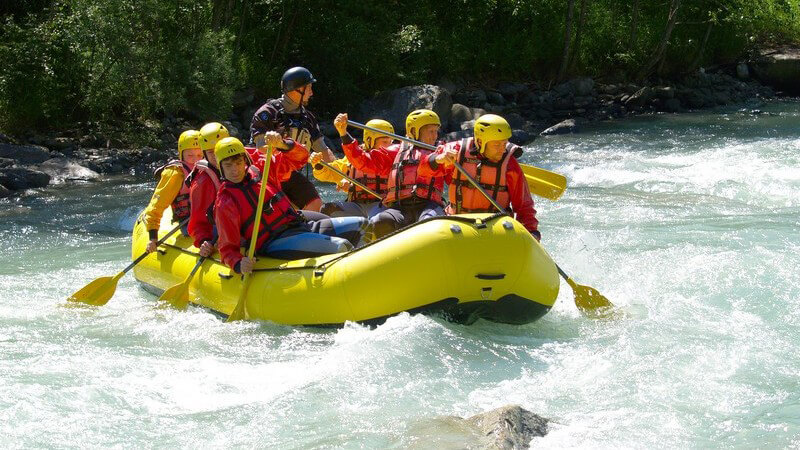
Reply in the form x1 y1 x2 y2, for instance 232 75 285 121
2 102 799 447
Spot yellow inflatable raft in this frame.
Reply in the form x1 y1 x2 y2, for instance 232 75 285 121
132 211 559 326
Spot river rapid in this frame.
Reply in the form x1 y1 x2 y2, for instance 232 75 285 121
2 102 799 448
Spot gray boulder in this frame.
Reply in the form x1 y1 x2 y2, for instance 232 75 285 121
0 143 52 164
504 112 526 129
497 82 528 99
0 167 51 190
663 98 682 112
751 47 800 95
465 404 549 449
37 158 100 182
0 157 14 168
487 91 505 106
511 129 534 145
358 84 453 135
736 63 750 80
450 104 486 130
460 120 476 131
443 129 473 142
625 86 655 107
540 118 580 136
0 184 10 198
571 77 595 96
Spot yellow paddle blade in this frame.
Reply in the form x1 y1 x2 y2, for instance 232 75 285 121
156 282 190 310
67 274 121 306
520 164 567 201
565 278 614 315
226 273 251 322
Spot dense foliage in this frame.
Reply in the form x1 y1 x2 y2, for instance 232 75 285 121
1 0 798 134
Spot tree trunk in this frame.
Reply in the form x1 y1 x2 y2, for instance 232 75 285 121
689 21 713 71
637 0 681 80
211 0 225 31
568 0 589 73
557 0 576 82
630 0 639 45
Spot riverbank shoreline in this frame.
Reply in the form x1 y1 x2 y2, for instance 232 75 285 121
1 66 796 199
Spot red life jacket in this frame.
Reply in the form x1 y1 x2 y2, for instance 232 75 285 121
154 159 191 223
347 164 388 203
218 173 303 251
448 138 517 213
384 142 444 206
187 160 222 191
186 160 223 225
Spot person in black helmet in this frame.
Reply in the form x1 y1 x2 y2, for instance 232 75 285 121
249 66 336 212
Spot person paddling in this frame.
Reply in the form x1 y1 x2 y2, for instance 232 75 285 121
419 114 541 240
143 130 204 253
185 122 230 258
334 110 447 238
249 66 336 212
213 137 366 274
309 119 395 218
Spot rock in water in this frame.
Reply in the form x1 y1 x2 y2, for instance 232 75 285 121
465 405 548 449
37 158 100 182
0 143 52 164
540 119 580 136
0 167 51 190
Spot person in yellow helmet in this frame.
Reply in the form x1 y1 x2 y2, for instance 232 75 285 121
143 129 203 253
185 122 229 257
419 114 540 240
213 137 366 273
332 109 447 239
309 119 395 218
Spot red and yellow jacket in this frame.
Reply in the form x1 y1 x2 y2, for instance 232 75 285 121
419 137 540 239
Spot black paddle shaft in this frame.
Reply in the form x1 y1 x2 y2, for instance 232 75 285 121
122 218 189 274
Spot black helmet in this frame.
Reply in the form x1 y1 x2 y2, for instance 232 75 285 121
281 67 316 93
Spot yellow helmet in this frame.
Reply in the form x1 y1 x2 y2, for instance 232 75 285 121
405 109 440 140
474 114 512 154
199 122 230 152
214 137 247 165
363 119 394 149
177 129 201 158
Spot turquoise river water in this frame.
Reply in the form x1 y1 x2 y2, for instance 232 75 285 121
1 101 799 448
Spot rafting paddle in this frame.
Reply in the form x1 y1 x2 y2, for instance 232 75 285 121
226 145 274 322
314 160 382 199
346 120 567 201
447 159 612 314
519 163 567 201
156 239 216 309
67 218 189 306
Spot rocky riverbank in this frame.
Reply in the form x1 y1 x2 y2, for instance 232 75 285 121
1 49 797 198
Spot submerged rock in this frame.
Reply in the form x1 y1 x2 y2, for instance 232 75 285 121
405 405 548 450
0 167 51 191
37 157 100 182
466 405 549 449
540 119 579 136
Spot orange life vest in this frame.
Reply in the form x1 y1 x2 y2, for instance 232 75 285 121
154 160 191 223
448 138 517 213
384 142 444 206
347 165 388 203
218 174 303 251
